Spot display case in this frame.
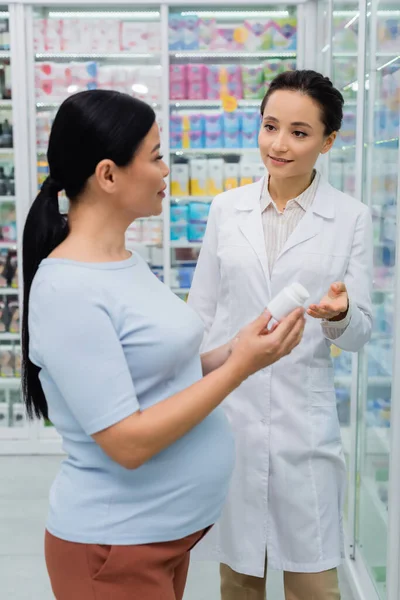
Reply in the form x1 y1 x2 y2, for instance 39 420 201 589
167 4 298 298
319 2 400 600
0 5 25 443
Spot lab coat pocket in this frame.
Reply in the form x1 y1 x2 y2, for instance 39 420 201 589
309 366 336 406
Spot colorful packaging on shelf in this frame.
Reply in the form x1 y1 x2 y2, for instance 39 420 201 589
0 347 13 377
243 20 269 52
205 132 223 149
7 298 19 334
207 158 224 196
224 162 240 190
187 81 206 100
182 16 200 51
170 132 183 149
204 113 223 134
120 22 151 53
170 223 188 242
169 14 183 51
210 25 246 51
142 219 163 245
188 131 205 149
60 18 81 52
264 18 297 51
243 82 264 100
170 204 189 223
170 114 184 133
239 163 255 186
189 159 208 196
224 130 242 148
188 222 207 242
223 111 242 133
171 163 190 196
242 130 259 148
263 59 283 83
187 64 205 83
170 81 187 101
188 202 211 223
242 64 264 85
242 110 261 133
338 110 357 146
199 18 217 50
170 64 187 82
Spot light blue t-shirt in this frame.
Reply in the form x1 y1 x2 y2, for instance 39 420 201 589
29 253 235 544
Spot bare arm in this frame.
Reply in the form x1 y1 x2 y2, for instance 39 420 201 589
94 309 305 469
200 342 232 376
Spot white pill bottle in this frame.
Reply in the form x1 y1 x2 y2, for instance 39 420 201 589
267 282 310 322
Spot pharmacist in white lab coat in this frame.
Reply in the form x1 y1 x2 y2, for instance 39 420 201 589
188 70 373 600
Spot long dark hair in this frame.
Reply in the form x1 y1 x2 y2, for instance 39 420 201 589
22 90 156 420
261 69 344 135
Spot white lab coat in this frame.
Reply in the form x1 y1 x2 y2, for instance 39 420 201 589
188 175 373 576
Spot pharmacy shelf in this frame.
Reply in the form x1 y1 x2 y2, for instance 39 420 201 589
171 196 213 203
0 100 12 108
0 333 19 342
0 288 18 295
0 52 10 59
369 427 390 454
333 51 400 58
172 148 259 156
0 148 13 154
0 242 16 250
170 241 202 249
0 377 20 389
170 99 261 108
0 196 15 203
170 51 296 59
35 52 160 60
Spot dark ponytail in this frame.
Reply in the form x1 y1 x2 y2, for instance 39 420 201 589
22 177 67 419
22 90 156 420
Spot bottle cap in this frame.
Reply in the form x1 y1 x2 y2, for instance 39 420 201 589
289 282 310 304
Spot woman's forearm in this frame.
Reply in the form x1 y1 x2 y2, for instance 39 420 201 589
200 341 232 375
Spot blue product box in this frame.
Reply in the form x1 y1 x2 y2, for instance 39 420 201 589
170 223 188 242
188 202 211 223
242 130 258 148
242 110 261 133
204 114 223 134
170 132 183 149
223 111 242 133
188 114 205 132
205 132 223 149
224 130 242 148
178 265 196 288
188 131 205 149
170 204 189 223
169 15 183 51
170 114 184 133
188 222 207 242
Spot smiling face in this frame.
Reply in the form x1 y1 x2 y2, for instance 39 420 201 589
258 90 336 180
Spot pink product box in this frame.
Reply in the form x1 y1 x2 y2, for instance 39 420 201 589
243 20 269 51
205 65 242 84
170 81 187 100
187 64 206 83
35 63 71 101
170 64 187 82
188 81 206 100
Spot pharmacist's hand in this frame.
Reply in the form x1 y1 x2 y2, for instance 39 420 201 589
307 282 349 321
229 308 305 380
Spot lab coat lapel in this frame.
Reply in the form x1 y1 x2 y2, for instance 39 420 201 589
237 177 271 296
276 174 335 262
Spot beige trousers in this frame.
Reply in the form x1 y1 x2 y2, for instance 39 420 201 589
220 562 341 600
